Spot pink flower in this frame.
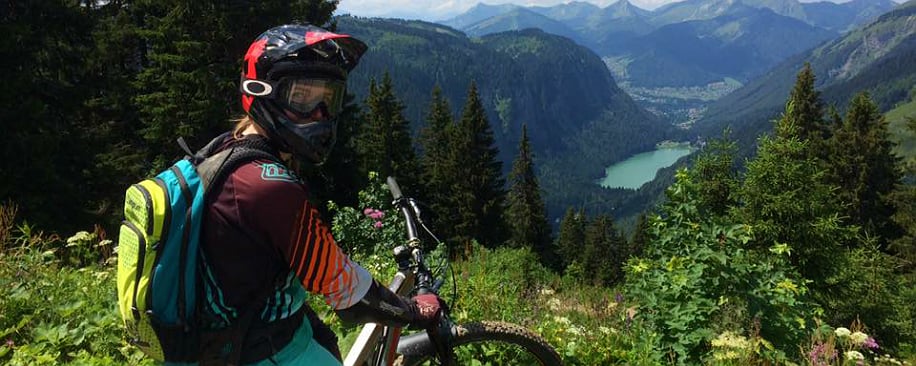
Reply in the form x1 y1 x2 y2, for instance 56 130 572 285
5 338 13 348
363 207 374 215
368 210 385 220
864 337 879 350
373 221 383 229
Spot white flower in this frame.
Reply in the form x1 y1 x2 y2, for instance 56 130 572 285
568 325 584 336
845 350 864 360
834 327 851 338
850 331 868 345
547 298 561 311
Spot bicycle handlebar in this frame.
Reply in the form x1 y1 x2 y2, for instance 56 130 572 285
386 176 438 294
386 176 404 200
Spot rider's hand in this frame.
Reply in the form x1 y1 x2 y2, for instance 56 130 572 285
408 293 444 330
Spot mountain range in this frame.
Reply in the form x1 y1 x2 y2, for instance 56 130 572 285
693 0 916 149
441 0 899 88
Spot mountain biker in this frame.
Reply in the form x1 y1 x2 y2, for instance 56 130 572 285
196 24 442 365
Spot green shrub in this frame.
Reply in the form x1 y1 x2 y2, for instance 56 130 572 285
0 233 147 365
625 170 816 364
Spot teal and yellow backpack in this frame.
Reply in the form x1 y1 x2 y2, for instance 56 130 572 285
116 133 277 362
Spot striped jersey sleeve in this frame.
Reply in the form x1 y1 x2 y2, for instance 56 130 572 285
287 202 372 310
231 160 372 310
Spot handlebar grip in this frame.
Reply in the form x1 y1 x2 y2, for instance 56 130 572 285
387 176 403 200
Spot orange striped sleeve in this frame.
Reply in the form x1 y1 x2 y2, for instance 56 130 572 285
287 204 371 309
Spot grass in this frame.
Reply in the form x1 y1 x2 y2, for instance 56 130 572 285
886 98 916 160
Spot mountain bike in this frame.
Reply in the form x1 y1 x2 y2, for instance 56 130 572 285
342 177 562 366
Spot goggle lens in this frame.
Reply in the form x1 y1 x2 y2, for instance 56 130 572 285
279 78 346 118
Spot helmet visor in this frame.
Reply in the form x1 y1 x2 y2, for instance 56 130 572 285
277 78 346 119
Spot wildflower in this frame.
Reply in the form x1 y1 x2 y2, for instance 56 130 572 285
615 292 624 303
373 221 383 229
850 331 868 345
863 337 879 350
835 327 852 338
547 298 561 311
5 338 13 348
711 331 750 350
809 343 825 365
845 350 864 361
568 325 584 336
598 326 613 335
539 288 555 296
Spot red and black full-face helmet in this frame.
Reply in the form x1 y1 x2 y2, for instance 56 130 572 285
240 24 367 164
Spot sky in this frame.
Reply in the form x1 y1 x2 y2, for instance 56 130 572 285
335 0 907 22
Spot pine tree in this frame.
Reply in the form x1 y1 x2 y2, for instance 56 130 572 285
689 130 738 217
582 214 626 286
505 125 553 267
827 92 902 246
555 207 586 271
738 104 857 306
450 82 506 247
0 0 100 232
629 213 651 259
781 63 828 149
354 74 421 192
417 87 457 240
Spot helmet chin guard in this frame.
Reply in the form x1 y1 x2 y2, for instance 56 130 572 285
248 97 337 164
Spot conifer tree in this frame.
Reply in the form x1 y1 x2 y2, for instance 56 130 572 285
582 214 626 286
450 82 506 247
629 213 651 259
0 0 100 231
417 87 457 239
781 63 828 148
556 207 586 270
689 131 738 217
827 93 902 245
505 125 553 266
738 100 856 304
354 73 421 193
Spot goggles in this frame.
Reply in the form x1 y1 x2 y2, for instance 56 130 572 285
242 77 346 118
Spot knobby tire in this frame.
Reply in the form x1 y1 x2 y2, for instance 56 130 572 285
398 321 562 366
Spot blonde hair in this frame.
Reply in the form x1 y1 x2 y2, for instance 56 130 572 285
232 116 254 139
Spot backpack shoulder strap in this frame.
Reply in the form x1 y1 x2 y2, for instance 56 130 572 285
195 135 282 195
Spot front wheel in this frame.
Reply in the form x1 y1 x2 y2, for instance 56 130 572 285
397 321 562 366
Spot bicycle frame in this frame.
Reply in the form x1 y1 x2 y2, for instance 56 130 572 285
343 177 451 366
343 269 414 366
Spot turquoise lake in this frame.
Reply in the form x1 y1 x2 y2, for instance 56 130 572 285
598 147 694 189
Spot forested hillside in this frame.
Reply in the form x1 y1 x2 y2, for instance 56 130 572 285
338 16 663 164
